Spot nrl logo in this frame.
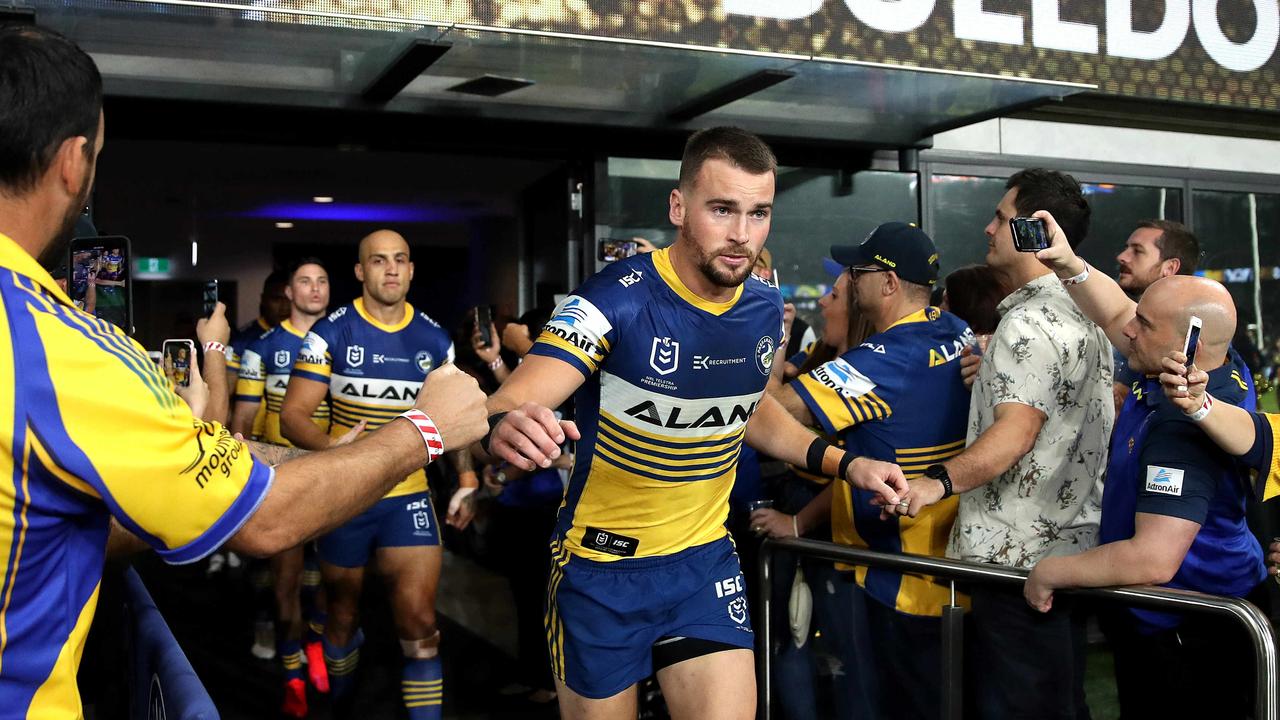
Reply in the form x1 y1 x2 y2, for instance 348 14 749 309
347 345 365 367
649 336 680 376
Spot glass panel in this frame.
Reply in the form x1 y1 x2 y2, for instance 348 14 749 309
597 159 917 338
1192 190 1280 363
927 174 1007 276
1078 183 1184 274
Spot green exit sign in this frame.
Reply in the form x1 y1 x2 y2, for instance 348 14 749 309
135 257 170 274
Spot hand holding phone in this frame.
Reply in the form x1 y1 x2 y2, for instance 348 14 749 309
474 305 493 348
1183 315 1203 368
202 280 219 317
1010 217 1051 252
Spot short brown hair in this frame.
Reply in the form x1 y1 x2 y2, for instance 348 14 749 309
1137 219 1200 275
678 127 777 189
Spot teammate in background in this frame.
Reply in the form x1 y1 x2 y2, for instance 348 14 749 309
484 127 909 720
233 257 336 717
229 269 291 411
171 345 191 386
71 248 96 313
281 230 479 720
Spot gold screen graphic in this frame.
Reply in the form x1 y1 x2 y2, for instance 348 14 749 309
241 0 1279 110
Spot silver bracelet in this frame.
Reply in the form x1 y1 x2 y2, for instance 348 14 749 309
1059 262 1090 286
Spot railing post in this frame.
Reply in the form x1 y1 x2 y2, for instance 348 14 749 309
758 539 773 720
940 580 964 720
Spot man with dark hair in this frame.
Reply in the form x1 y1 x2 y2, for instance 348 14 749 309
894 168 1113 719
0 26 488 716
1113 220 1202 409
484 126 908 719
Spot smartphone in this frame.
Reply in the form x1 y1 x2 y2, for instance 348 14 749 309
162 339 196 388
1010 217 1051 252
1184 315 1203 368
202 279 219 317
68 235 132 333
475 305 493 348
598 239 639 263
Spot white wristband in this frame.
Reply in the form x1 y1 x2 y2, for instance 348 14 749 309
203 341 227 355
1188 394 1213 422
1059 262 1090 286
488 355 504 371
400 409 445 462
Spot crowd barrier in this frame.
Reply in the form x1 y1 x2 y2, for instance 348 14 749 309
123 567 220 720
757 537 1278 720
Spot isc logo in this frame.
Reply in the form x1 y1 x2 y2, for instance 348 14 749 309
714 575 744 599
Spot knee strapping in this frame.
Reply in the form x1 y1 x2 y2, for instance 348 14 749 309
400 631 440 659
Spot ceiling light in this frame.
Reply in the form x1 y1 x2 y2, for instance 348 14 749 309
312 196 334 203
275 222 294 229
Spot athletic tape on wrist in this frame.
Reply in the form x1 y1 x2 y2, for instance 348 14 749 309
837 451 857 480
400 409 445 462
805 437 832 476
480 412 508 454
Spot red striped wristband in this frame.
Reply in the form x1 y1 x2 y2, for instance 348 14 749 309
400 409 445 462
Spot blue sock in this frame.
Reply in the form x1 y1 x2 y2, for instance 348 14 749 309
402 655 443 719
323 629 363 699
279 639 303 682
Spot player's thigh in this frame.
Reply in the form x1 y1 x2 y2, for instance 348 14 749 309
375 544 442 637
554 676 638 720
656 648 755 720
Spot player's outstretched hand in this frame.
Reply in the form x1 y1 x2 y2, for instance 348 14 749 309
845 456 907 507
489 402 581 472
446 486 477 530
1159 350 1208 415
331 420 367 447
414 366 488 452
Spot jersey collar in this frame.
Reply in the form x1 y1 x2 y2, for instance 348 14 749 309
884 307 933 332
652 247 743 316
354 297 414 332
0 232 74 306
280 318 305 338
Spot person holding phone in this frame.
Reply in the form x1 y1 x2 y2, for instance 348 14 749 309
279 229 480 720
1018 210 1264 719
0 26 490 718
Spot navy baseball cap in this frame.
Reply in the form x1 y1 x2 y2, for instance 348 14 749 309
829 221 940 286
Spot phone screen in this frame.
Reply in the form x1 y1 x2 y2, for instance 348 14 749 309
1184 316 1202 367
202 280 219 317
598 239 639 262
163 339 195 387
475 305 493 347
69 236 132 333
1009 217 1050 252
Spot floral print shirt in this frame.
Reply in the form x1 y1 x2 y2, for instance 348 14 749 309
947 273 1115 568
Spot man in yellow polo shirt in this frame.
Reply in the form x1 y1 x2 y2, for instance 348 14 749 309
0 25 488 717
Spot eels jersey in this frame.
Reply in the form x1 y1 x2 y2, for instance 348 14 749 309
292 298 453 498
229 317 272 438
235 319 330 445
529 248 784 563
792 308 974 616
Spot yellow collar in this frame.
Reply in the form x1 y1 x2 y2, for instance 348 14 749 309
652 247 743 317
884 307 932 331
0 232 74 306
354 297 413 332
280 318 305 338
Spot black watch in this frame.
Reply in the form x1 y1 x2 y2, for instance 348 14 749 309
924 464 953 499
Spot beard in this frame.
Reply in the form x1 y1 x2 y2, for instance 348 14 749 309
38 169 94 272
691 240 756 289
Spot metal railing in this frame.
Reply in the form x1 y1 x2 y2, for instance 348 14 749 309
757 537 1278 720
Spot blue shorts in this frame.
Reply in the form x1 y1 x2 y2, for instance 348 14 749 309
317 491 439 568
546 536 753 699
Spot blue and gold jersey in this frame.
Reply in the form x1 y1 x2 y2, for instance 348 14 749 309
292 298 453 498
0 233 273 715
229 317 272 438
235 320 330 446
530 248 784 563
792 308 973 616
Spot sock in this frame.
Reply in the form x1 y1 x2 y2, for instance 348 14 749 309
305 611 327 645
323 629 363 699
402 656 443 719
279 639 304 682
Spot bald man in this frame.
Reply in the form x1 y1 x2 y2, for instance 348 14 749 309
1022 212 1265 720
281 229 478 719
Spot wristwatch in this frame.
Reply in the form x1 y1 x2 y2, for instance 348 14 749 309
924 464 954 499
